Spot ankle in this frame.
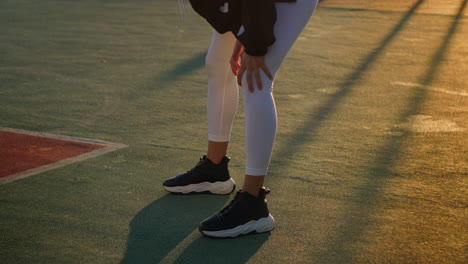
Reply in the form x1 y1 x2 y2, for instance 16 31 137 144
207 141 229 165
242 175 265 198
205 155 224 165
241 187 263 198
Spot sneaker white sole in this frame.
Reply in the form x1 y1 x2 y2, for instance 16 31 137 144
163 178 236 194
201 214 275 238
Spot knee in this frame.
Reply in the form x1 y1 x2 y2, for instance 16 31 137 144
205 53 228 76
205 53 219 74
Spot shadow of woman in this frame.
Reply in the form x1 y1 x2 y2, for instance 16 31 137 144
120 193 270 263
173 232 271 263
120 194 228 263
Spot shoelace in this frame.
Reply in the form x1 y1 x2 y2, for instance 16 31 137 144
180 157 204 175
220 192 242 215
220 189 270 216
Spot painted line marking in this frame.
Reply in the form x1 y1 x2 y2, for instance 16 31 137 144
391 81 468 97
395 115 466 133
159 229 200 264
0 127 128 184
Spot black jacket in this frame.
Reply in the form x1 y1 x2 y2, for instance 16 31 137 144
189 0 277 56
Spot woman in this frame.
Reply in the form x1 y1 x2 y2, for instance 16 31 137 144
164 0 318 238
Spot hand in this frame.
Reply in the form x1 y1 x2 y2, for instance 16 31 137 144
230 40 244 76
237 53 273 93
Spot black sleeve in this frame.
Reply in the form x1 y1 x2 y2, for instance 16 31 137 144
236 0 277 56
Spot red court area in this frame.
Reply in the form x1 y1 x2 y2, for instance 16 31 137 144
0 130 105 179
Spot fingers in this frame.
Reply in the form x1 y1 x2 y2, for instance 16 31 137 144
261 64 273 81
231 57 241 76
237 54 274 92
254 68 262 91
246 69 254 93
230 41 244 76
230 58 237 75
237 66 245 86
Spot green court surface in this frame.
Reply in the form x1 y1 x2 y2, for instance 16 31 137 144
1 0 467 263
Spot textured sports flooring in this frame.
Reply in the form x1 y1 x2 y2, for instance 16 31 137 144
1 0 467 263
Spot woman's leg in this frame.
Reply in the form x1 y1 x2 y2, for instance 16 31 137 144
162 31 238 194
205 31 238 164
199 0 319 237
242 0 319 197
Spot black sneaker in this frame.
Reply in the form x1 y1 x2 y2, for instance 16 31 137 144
198 188 275 237
163 155 236 194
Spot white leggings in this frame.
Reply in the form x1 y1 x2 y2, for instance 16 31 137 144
206 0 318 176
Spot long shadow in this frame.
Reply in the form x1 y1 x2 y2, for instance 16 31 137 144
257 0 423 262
128 51 206 100
156 51 206 87
321 0 467 262
120 194 229 263
173 233 270 263
120 193 269 263
271 0 424 172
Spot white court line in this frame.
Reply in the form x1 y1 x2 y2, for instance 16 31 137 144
159 229 200 264
0 127 128 184
391 81 468 97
